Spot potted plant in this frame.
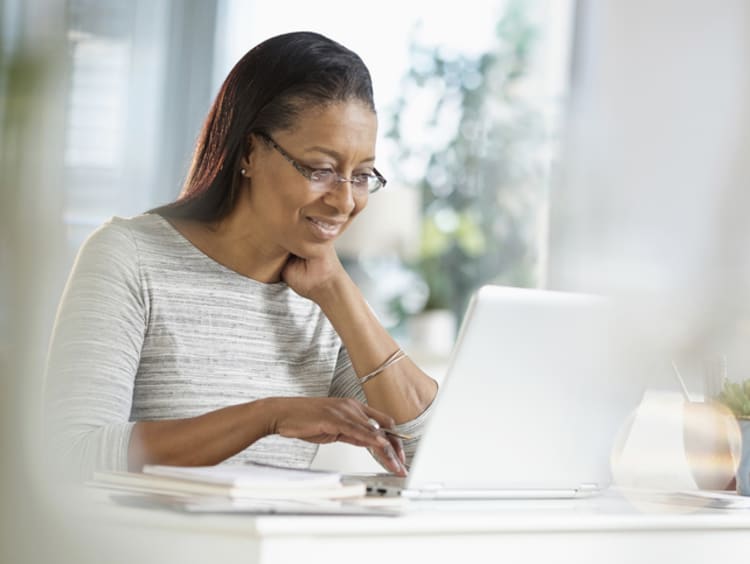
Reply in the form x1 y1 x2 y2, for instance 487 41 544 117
717 378 750 495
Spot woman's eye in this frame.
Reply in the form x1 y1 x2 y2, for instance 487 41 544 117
309 169 335 182
352 173 373 184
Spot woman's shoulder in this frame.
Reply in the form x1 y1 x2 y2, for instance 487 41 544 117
67 216 162 281
85 213 177 251
72 214 182 273
101 213 169 237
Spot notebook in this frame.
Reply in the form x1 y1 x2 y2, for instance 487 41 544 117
91 462 364 500
360 285 649 499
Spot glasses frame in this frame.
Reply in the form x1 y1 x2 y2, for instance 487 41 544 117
254 132 387 195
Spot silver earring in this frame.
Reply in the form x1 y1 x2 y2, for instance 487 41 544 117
240 168 246 176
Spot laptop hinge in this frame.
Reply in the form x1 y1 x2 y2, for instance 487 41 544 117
402 483 443 499
576 483 601 497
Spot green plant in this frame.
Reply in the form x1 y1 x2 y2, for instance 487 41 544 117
717 378 750 419
386 0 548 318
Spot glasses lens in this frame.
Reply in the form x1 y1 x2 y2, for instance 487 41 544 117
309 170 335 191
367 178 380 193
309 172 385 195
368 174 385 194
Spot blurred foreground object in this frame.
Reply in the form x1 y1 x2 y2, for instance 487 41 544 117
549 0 750 371
1 1 77 562
551 1 750 502
611 391 741 507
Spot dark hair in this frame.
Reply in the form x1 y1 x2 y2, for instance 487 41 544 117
152 31 375 221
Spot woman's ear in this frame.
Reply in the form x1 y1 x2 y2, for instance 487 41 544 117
238 136 255 177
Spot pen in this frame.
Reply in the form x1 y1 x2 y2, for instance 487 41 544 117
381 428 413 441
366 417 413 440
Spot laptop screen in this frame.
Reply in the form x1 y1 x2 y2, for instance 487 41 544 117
406 285 652 492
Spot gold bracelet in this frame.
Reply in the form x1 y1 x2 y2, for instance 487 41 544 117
358 349 407 385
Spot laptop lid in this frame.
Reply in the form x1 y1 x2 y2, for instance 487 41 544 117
403 285 646 495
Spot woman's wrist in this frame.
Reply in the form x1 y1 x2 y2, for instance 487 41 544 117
254 397 285 436
307 271 356 312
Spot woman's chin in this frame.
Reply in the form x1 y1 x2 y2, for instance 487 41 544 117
288 239 335 261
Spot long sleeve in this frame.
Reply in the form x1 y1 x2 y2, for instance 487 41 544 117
44 220 147 480
329 346 434 467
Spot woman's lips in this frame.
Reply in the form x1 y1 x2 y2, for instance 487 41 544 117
306 216 344 239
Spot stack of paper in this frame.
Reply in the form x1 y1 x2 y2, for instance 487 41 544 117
86 462 409 514
91 462 365 501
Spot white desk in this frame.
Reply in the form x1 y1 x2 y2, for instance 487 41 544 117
60 493 750 564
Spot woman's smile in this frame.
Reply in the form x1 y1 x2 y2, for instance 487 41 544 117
305 215 346 240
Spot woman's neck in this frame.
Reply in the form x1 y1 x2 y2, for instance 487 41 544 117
167 214 288 283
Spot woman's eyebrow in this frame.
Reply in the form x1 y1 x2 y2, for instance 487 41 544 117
305 145 376 163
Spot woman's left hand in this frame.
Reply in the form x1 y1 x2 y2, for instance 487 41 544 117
281 246 346 302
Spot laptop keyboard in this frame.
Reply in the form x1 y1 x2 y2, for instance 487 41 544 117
343 473 407 495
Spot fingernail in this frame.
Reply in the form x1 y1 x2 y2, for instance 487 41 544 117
384 443 396 460
392 456 407 476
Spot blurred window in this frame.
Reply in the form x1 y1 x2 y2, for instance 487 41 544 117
61 0 217 255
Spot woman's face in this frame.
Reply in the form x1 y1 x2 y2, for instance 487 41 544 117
242 100 378 260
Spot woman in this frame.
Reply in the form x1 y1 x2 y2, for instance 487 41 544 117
44 31 438 481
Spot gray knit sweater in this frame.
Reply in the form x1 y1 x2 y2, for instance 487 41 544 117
44 214 429 479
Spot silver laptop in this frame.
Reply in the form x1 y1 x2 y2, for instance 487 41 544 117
362 285 650 499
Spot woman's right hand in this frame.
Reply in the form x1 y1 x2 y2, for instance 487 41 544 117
265 397 408 476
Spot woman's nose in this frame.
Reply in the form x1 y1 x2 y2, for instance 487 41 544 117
322 178 357 214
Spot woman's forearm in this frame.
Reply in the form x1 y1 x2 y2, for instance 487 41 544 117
127 395 406 474
313 275 438 423
127 398 276 470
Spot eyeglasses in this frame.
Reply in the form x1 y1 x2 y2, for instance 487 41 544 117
255 132 387 195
